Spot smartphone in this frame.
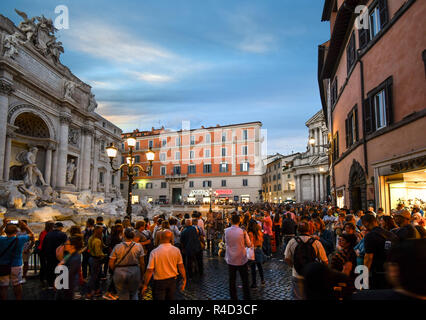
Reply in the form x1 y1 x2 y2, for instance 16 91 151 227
9 220 19 224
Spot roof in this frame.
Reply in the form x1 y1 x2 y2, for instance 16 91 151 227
122 121 263 138
321 0 334 21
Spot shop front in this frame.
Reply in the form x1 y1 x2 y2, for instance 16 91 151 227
214 189 233 204
374 151 426 213
187 189 210 204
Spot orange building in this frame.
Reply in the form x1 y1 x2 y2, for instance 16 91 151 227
120 122 264 204
318 0 426 212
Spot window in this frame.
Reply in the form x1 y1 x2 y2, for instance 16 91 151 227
188 164 196 174
146 183 153 189
162 138 167 147
243 129 248 140
331 77 338 107
240 162 249 172
190 136 195 145
345 106 359 148
364 77 393 134
242 179 248 187
173 166 181 175
277 173 281 180
148 140 153 149
99 172 104 184
160 153 166 162
190 150 195 159
274 185 277 191
134 155 140 163
222 132 226 142
147 167 152 176
161 182 167 188
205 134 211 143
219 163 228 173
100 141 105 151
359 0 389 50
203 181 211 188
242 146 248 155
332 132 339 161
221 180 227 187
278 184 281 191
288 174 291 178
176 136 181 146
134 167 139 176
160 166 166 176
273 175 276 181
120 183 123 190
221 147 226 157
136 142 140 150
205 149 210 158
346 32 356 74
203 164 212 173
189 181 194 188
121 143 125 151
175 151 180 160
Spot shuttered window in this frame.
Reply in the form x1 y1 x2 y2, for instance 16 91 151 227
331 77 338 107
346 32 356 74
364 77 393 135
359 0 389 50
345 106 359 148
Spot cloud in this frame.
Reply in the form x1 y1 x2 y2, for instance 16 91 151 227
129 71 173 83
222 10 277 53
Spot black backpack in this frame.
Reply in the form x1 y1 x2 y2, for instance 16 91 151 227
293 237 317 275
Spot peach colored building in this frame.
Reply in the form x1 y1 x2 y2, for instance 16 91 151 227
120 122 264 204
318 0 426 212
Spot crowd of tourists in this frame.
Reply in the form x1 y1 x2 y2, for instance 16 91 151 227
0 201 424 301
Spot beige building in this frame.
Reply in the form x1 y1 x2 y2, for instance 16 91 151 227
262 153 300 203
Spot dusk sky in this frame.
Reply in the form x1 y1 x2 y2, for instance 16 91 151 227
2 0 330 155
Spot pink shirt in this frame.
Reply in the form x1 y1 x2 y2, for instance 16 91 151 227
224 225 251 266
263 216 273 236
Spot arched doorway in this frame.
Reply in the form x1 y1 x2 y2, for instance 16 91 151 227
348 160 367 211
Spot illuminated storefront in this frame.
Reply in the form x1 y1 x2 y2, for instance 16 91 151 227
374 152 426 213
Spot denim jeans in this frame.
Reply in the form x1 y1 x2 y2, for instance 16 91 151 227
263 234 271 257
87 257 102 293
113 266 140 300
228 263 251 300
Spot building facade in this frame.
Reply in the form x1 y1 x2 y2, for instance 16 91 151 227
0 12 122 201
291 110 329 203
318 0 426 212
262 153 300 203
120 122 264 204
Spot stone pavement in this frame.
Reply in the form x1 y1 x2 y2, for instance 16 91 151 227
8 251 293 300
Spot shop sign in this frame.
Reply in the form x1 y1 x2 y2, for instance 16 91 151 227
189 189 210 197
390 155 426 173
215 189 233 195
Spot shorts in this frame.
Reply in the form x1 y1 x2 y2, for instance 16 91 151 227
0 266 23 287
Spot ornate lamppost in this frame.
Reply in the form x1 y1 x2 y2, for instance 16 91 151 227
209 188 213 212
106 137 155 222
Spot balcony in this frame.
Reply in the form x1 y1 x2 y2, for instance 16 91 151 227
165 174 187 182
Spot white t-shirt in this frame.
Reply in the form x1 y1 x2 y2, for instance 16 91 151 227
147 243 183 280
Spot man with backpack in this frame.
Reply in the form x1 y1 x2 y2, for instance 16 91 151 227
0 219 34 300
362 214 399 290
284 221 328 300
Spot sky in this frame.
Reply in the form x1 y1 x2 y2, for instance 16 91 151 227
2 0 330 155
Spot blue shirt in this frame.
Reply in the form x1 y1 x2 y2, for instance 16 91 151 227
0 235 30 267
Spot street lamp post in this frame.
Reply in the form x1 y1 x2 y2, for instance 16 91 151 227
106 137 155 222
209 188 213 212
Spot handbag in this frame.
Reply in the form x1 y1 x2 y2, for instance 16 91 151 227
246 247 255 261
111 242 136 274
0 238 19 276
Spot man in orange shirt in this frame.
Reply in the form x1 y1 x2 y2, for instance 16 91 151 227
262 211 273 259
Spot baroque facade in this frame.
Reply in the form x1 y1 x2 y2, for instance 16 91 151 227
0 11 122 203
291 110 330 203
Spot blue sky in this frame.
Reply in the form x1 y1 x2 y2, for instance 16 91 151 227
2 0 329 155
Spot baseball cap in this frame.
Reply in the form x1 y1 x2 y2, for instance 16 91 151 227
54 222 64 228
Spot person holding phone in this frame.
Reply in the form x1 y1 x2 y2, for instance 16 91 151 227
0 219 34 300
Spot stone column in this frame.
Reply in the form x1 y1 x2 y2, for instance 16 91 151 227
44 144 54 185
81 126 93 190
316 173 321 201
315 128 320 155
56 114 71 189
311 174 315 201
319 173 324 202
0 80 13 181
3 129 15 182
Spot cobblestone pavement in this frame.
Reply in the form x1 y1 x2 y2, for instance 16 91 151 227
8 251 293 300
